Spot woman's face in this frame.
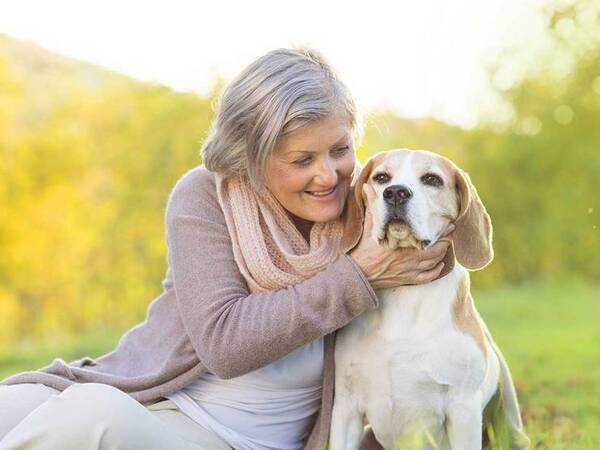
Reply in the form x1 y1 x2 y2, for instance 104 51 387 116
265 113 356 224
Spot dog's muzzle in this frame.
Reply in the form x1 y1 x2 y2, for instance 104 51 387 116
383 184 412 208
383 218 428 250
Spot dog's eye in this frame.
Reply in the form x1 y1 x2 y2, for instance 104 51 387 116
372 173 391 184
421 173 443 187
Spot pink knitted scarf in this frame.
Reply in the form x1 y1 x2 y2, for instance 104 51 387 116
215 172 362 293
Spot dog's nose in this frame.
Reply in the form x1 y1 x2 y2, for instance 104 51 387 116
383 185 413 206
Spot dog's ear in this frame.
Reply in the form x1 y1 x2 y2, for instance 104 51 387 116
453 167 494 270
341 157 377 253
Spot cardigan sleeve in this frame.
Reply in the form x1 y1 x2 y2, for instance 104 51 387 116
165 166 378 379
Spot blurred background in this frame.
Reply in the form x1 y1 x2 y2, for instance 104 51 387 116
0 0 598 448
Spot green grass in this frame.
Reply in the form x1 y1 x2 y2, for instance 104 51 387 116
473 279 600 449
0 329 124 381
1 280 598 449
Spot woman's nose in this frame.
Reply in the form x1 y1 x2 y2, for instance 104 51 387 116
315 158 338 186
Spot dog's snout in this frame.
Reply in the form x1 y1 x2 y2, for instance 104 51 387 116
383 185 413 206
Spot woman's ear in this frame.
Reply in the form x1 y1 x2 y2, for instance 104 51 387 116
453 168 494 270
341 157 376 253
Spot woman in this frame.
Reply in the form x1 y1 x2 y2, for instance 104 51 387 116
0 48 450 449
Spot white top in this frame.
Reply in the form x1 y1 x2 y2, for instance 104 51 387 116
167 337 324 450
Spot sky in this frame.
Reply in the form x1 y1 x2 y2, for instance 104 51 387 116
0 0 549 128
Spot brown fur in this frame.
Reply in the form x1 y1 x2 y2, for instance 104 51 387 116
348 150 494 270
452 166 494 270
452 276 488 358
340 153 388 253
339 150 528 449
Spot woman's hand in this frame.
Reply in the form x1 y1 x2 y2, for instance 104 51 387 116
349 186 453 290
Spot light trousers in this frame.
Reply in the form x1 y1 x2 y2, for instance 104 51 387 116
0 383 232 450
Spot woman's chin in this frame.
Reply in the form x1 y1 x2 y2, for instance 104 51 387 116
307 204 345 223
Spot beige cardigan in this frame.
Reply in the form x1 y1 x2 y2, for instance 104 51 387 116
1 165 379 449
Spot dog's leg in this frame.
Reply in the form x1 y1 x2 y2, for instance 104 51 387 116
446 394 483 450
330 393 364 450
358 425 384 450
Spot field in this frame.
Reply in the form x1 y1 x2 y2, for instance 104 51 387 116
1 279 598 449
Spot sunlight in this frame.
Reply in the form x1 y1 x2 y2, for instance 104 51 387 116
0 0 546 127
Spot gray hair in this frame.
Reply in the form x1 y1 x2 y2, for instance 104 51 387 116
201 47 362 187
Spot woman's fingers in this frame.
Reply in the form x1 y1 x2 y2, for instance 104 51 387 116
362 185 376 233
417 257 442 271
420 242 450 264
414 240 450 271
363 204 373 233
415 261 445 284
363 183 376 205
420 240 450 260
441 223 456 237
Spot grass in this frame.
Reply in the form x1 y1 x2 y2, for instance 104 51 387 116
1 279 598 449
0 329 124 381
473 279 600 449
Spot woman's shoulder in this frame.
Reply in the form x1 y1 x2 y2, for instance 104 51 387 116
171 164 216 194
166 165 220 218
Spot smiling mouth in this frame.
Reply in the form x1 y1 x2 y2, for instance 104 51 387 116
305 185 336 197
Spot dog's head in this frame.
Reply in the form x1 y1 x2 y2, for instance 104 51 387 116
350 149 493 270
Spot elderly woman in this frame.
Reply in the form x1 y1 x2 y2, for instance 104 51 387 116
0 48 451 449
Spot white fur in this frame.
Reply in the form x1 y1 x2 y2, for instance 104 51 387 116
331 266 500 450
330 150 502 450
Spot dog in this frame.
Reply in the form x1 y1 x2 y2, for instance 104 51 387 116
330 149 530 450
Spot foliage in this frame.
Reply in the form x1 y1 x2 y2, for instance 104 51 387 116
0 35 215 345
0 1 598 349
360 0 600 286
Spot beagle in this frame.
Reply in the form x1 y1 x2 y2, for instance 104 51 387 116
330 149 530 450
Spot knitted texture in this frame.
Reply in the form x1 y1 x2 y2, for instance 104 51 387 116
216 174 346 293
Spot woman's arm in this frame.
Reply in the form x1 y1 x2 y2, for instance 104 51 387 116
165 167 378 379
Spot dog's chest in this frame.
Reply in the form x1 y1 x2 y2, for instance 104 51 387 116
335 267 487 413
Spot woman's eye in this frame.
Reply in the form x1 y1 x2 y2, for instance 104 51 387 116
332 146 349 156
421 173 443 187
293 157 312 167
372 173 391 184
293 146 349 167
